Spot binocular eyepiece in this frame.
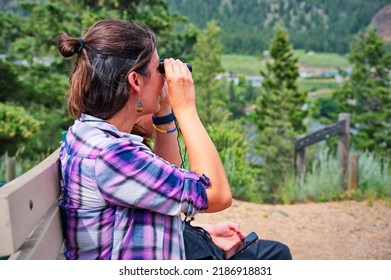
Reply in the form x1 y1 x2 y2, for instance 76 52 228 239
159 59 192 74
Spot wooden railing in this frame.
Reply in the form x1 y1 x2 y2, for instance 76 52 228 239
294 113 358 189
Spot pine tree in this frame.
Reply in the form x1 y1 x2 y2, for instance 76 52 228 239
334 28 391 156
192 20 228 124
252 25 307 198
257 25 308 133
255 87 297 198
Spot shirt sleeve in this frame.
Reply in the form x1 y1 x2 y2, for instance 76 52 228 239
95 140 209 216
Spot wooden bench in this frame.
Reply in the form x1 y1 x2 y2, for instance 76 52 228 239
0 148 64 260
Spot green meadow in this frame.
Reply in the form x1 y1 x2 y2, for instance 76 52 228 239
221 51 351 96
221 50 350 75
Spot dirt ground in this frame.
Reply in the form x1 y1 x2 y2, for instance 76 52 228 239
195 199 391 260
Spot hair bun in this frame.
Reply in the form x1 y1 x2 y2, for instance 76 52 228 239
58 33 81 58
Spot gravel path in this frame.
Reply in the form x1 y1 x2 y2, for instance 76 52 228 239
194 199 391 260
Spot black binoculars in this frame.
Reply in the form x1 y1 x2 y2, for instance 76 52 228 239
159 59 192 74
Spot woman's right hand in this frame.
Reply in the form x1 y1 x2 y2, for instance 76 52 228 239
163 58 196 115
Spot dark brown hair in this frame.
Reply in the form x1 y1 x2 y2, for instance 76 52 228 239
58 18 156 120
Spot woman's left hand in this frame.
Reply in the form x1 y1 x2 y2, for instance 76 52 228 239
208 221 245 252
156 81 171 116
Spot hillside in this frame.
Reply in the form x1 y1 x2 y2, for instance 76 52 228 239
167 0 391 54
371 4 391 43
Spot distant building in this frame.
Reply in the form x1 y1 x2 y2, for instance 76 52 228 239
216 74 264 87
245 76 264 87
216 73 239 85
320 69 339 78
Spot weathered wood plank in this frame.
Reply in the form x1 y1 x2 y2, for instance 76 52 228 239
0 148 60 257
9 202 64 260
348 154 359 190
294 119 346 150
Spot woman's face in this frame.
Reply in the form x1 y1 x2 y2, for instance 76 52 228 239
139 49 165 114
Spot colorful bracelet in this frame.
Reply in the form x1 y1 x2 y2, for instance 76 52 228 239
152 124 177 134
152 111 175 125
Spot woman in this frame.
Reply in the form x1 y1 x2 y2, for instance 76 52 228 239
58 18 291 260
57 18 233 260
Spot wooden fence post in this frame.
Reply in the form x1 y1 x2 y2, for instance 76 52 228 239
348 154 359 190
295 148 306 180
294 113 350 187
338 113 350 188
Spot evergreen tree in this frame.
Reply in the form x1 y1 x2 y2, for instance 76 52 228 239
193 20 228 124
252 26 307 199
334 28 391 156
254 87 297 200
224 78 248 119
256 25 308 133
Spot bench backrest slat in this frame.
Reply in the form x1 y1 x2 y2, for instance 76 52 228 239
9 201 64 260
0 148 61 257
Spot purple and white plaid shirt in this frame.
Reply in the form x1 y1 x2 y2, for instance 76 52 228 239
59 114 209 260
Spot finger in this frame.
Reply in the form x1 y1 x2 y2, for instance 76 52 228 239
178 59 188 73
226 222 240 231
230 224 245 237
163 58 175 76
162 80 168 94
169 59 187 76
179 60 192 78
171 59 183 74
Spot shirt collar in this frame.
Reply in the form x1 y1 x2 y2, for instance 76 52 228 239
79 113 144 143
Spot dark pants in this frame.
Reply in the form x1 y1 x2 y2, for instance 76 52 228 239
183 222 292 260
231 239 292 260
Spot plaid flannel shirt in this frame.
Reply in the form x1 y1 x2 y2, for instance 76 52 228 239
59 114 209 259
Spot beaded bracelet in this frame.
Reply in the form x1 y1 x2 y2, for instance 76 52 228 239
152 111 175 125
152 124 177 134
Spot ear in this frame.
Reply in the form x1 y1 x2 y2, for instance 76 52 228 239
128 71 141 94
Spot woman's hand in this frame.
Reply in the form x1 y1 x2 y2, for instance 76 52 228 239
209 221 245 252
192 221 245 252
163 59 196 115
155 81 172 117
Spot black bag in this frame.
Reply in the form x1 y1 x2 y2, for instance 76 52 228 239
183 221 225 260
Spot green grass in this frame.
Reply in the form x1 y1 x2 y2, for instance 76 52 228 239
221 54 266 76
298 77 340 96
293 50 350 68
221 51 350 97
277 149 391 204
221 50 351 76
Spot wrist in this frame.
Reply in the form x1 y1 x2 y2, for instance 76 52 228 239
152 111 175 125
192 221 215 235
153 123 177 134
174 108 199 132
